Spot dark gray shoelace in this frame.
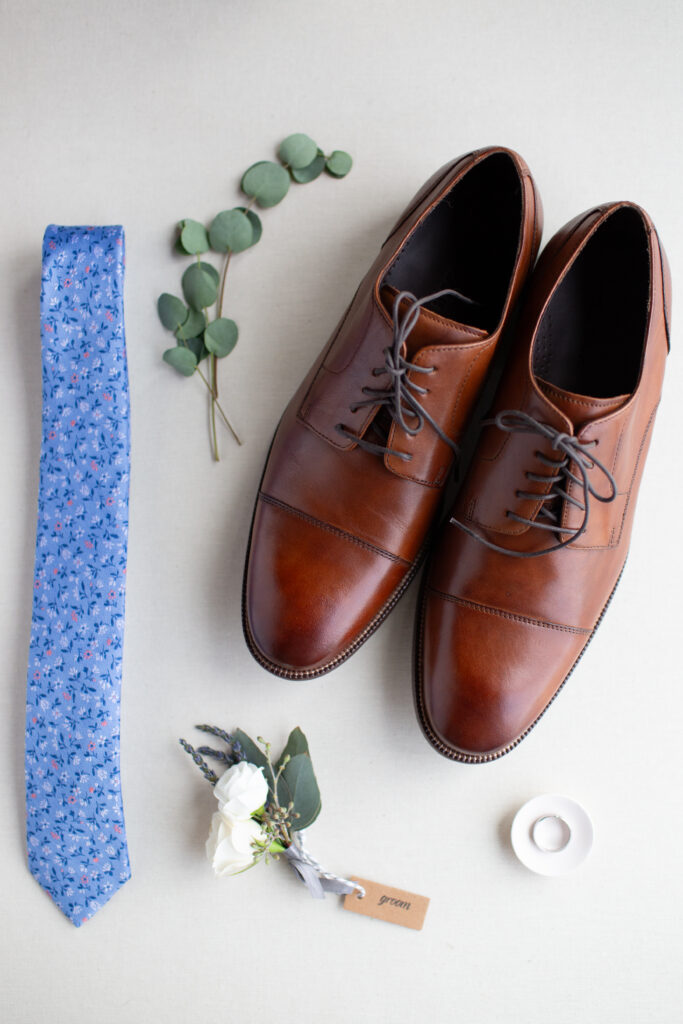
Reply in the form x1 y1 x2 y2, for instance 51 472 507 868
451 409 618 557
335 287 476 462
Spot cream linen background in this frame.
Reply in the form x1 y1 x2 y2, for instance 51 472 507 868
1 1 681 1021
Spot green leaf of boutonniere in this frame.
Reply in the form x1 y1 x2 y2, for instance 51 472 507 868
233 728 274 790
278 753 321 831
276 726 310 769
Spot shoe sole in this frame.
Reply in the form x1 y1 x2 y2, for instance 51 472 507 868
412 560 626 763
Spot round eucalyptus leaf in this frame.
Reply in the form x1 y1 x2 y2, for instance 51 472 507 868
158 293 188 331
209 209 254 253
182 263 218 311
199 261 220 286
178 219 209 255
241 161 290 208
163 346 197 376
325 150 353 178
204 317 238 357
291 151 326 184
180 336 207 363
279 133 318 170
175 307 205 340
236 207 263 245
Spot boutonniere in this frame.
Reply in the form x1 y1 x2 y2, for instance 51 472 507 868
180 725 363 899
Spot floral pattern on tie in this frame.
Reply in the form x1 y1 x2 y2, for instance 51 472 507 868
25 225 131 926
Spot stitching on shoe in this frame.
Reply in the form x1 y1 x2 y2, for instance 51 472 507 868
426 587 591 634
258 492 412 567
571 402 658 550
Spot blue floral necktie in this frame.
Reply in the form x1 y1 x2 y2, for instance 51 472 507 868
25 225 131 926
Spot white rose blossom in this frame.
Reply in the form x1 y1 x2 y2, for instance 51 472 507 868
206 811 266 877
213 761 268 820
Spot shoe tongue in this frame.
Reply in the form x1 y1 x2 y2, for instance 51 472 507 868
536 377 629 427
380 285 487 357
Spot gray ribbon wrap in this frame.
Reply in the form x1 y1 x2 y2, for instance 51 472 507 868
282 834 364 900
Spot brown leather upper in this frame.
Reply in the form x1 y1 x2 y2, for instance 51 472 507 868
243 147 541 677
416 201 670 760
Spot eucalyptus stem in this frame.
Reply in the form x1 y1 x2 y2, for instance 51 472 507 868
176 321 241 448
218 252 232 318
210 353 219 462
195 365 242 444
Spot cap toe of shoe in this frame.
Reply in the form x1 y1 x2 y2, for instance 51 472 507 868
417 588 587 760
245 496 409 677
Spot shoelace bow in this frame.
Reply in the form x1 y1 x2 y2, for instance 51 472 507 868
452 409 618 558
335 287 476 462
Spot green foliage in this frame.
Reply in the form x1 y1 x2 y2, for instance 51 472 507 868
276 726 309 768
158 133 353 459
163 347 197 376
178 219 210 255
237 207 263 244
325 150 353 178
200 261 220 286
277 752 321 831
291 151 326 184
241 160 291 208
279 133 318 169
175 307 205 340
158 293 188 330
209 209 254 253
182 262 218 311
181 336 208 363
204 317 238 357
232 729 274 789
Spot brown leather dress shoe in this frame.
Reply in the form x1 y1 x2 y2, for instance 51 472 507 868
416 202 671 760
243 146 541 678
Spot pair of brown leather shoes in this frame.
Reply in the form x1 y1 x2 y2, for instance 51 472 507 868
243 146 670 762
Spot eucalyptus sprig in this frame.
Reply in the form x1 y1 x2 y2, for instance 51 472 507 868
158 133 353 461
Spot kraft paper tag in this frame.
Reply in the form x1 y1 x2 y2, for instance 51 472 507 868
343 877 430 930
